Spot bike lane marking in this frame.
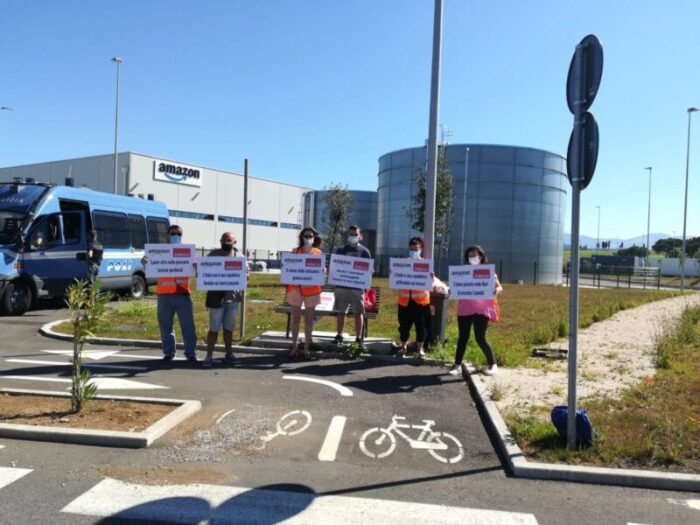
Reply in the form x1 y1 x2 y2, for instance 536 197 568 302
282 375 353 396
318 416 347 462
62 477 540 524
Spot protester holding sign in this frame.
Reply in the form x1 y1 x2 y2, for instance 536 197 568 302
449 245 502 376
395 237 431 359
332 225 372 349
201 232 244 368
142 224 198 363
287 227 323 360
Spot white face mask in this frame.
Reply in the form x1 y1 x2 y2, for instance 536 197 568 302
468 256 481 265
408 250 420 258
304 237 314 245
348 235 359 245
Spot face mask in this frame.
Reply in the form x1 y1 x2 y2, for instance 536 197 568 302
348 235 359 244
169 234 181 244
408 250 420 258
304 237 314 245
221 242 233 252
469 256 481 265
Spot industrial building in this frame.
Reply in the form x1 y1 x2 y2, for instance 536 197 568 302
376 144 568 284
0 152 310 257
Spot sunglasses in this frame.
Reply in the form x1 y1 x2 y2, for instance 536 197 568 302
303 235 315 239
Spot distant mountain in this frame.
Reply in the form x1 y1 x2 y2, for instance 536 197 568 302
563 233 672 249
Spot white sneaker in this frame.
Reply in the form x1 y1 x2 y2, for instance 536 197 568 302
483 364 498 376
418 348 426 359
448 365 462 375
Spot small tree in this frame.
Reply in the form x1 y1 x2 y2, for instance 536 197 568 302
65 280 112 413
322 183 353 254
408 148 454 270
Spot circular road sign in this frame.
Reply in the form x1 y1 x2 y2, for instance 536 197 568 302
566 34 604 114
566 111 599 190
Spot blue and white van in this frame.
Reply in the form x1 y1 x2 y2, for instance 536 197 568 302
0 179 170 315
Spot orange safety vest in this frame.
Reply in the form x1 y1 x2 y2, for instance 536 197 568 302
286 247 323 296
157 276 191 295
397 288 430 307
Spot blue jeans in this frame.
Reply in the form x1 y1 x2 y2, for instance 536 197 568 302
157 293 197 358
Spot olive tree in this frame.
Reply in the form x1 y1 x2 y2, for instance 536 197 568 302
322 183 353 254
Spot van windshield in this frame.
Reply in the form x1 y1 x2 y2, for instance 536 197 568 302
0 184 47 245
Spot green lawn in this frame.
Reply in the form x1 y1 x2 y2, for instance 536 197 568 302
54 274 680 368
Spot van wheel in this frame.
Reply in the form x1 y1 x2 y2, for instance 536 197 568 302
1 281 32 316
130 275 146 299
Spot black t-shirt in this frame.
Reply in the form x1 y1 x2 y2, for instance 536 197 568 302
205 248 241 304
87 241 103 266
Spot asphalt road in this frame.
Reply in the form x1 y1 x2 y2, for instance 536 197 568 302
0 304 697 524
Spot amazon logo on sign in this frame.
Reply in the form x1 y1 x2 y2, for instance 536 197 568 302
154 160 203 187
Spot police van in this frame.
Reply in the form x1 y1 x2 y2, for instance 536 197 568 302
0 178 170 315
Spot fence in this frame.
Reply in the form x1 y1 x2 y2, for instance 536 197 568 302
565 265 660 290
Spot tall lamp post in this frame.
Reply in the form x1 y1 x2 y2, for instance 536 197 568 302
596 205 601 249
645 166 652 259
681 107 698 292
111 56 123 194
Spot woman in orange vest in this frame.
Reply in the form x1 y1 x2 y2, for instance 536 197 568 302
288 226 323 359
395 236 431 359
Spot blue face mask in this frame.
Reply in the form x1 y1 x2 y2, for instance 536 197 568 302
169 234 182 244
348 235 360 245
408 250 420 258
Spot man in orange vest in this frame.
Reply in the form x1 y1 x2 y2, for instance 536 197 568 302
143 224 198 362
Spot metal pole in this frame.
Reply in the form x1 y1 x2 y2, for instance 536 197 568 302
596 205 600 249
645 166 652 260
681 108 698 292
423 0 443 260
111 57 123 194
460 147 470 262
240 159 249 340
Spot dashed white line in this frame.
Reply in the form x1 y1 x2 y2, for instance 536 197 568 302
0 375 167 390
6 359 147 372
283 375 353 397
318 415 346 462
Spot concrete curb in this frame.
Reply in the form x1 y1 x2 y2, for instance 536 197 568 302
464 364 700 492
39 319 451 367
0 388 201 448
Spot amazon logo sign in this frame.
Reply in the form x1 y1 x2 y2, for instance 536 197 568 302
154 160 203 187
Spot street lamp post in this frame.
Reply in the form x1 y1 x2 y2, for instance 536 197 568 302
681 107 698 292
111 56 123 195
645 166 652 259
596 205 601 249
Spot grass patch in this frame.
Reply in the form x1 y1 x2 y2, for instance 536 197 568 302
504 305 700 472
52 276 679 368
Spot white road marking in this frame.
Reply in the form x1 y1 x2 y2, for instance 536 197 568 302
43 350 120 360
0 466 32 490
0 375 167 390
668 498 700 511
318 415 346 462
283 375 353 396
6 359 147 372
215 409 236 426
62 478 540 524
0 445 4 450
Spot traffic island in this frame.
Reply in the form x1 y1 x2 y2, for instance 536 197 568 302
0 388 201 448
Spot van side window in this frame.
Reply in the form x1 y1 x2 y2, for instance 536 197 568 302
62 213 81 245
128 215 148 249
147 217 169 244
29 215 62 250
93 211 130 249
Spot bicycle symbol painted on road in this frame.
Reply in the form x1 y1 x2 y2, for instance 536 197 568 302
359 415 465 464
259 410 312 444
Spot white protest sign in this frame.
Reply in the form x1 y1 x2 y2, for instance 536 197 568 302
389 258 433 290
307 291 335 311
280 252 325 286
448 264 496 300
196 256 247 291
144 244 196 278
328 254 374 289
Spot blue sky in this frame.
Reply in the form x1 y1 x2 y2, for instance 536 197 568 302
1 1 699 241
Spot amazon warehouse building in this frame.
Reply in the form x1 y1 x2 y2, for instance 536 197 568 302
1 143 568 284
0 152 310 258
